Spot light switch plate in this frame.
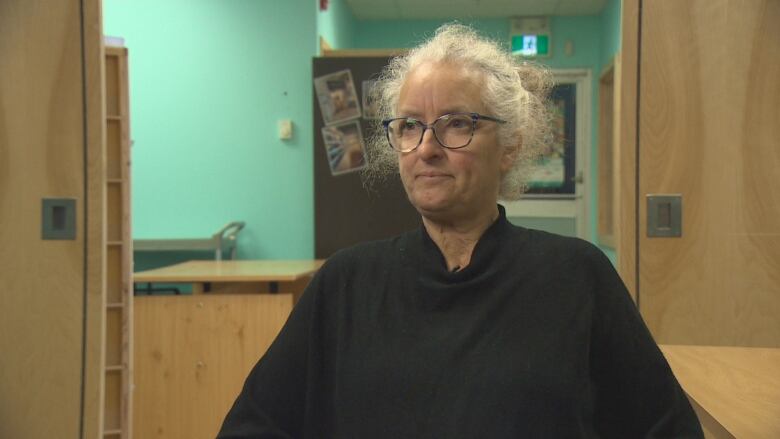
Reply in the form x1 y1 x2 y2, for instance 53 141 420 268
647 194 682 238
278 119 293 140
42 198 76 240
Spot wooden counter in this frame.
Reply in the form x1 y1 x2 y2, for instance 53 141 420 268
660 345 780 439
134 259 324 299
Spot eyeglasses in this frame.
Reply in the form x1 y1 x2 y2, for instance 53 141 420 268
382 112 507 152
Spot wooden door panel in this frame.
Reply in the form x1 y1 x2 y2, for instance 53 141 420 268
638 0 780 346
1 1 91 438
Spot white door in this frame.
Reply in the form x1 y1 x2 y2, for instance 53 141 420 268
503 69 591 240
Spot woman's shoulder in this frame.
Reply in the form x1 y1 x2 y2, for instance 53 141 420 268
318 231 414 273
510 224 597 254
511 225 612 269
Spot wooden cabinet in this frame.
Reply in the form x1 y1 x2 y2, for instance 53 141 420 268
618 0 780 346
134 294 293 439
104 45 133 439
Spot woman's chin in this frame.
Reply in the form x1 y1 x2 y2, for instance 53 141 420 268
408 194 455 217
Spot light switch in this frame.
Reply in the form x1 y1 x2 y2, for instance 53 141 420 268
647 194 682 237
278 119 293 140
42 198 76 240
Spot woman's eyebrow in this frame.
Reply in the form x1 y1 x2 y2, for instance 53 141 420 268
395 108 422 118
439 106 471 115
395 107 471 120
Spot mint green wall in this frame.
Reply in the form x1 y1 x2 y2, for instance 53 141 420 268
600 0 622 69
352 18 508 49
317 0 357 51
350 16 600 68
103 0 317 260
104 0 622 264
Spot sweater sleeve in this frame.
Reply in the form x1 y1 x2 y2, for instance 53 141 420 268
586 245 704 439
216 263 327 439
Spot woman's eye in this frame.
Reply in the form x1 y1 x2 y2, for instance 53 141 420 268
402 120 419 131
446 117 468 129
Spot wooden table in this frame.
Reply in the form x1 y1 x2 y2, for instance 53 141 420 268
660 345 780 439
134 259 324 299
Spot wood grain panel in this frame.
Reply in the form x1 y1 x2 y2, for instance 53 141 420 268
639 0 780 345
660 345 780 439
107 245 122 303
106 308 123 367
107 120 121 180
617 0 639 299
134 294 293 439
597 63 615 247
610 53 622 280
104 371 122 432
689 397 736 439
0 0 102 437
77 0 106 437
105 54 119 117
107 183 122 242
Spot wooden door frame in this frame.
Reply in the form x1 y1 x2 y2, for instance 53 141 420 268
617 0 640 301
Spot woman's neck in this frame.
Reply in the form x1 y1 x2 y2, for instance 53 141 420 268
422 206 499 272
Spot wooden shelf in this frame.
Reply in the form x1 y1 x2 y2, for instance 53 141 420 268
104 44 132 439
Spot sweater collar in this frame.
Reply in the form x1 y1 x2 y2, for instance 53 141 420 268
414 204 513 283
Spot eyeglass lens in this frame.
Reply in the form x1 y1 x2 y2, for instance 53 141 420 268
387 114 473 151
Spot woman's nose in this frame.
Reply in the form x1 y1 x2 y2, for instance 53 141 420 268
417 127 443 160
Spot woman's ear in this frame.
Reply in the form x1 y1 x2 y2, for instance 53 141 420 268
500 136 521 174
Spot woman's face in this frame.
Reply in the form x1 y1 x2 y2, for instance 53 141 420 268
396 62 513 223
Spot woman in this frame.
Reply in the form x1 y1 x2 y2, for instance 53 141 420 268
218 24 703 438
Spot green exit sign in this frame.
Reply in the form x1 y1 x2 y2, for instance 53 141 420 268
512 34 550 57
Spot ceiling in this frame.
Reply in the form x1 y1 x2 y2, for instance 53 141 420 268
344 0 608 20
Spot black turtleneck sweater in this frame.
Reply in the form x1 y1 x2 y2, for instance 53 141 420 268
218 207 703 438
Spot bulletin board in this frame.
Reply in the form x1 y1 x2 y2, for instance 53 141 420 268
313 56 420 259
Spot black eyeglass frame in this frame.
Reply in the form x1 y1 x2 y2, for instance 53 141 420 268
382 112 507 152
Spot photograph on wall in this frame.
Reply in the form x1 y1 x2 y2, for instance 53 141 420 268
314 69 362 125
362 80 380 120
526 83 576 196
321 120 367 176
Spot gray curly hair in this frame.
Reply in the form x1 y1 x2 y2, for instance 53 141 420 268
363 23 553 200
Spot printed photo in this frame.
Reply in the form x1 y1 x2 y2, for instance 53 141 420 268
321 121 367 176
314 70 361 125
